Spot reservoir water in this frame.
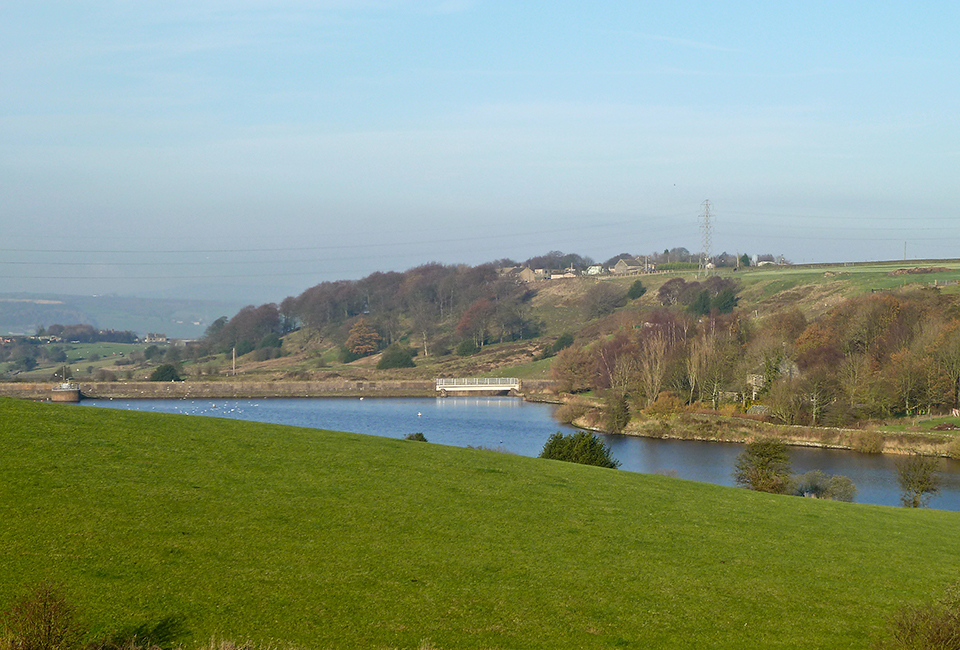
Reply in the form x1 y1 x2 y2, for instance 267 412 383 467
82 396 960 511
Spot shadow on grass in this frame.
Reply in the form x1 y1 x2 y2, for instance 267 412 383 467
96 615 189 650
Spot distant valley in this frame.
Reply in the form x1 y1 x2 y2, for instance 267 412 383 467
0 293 247 338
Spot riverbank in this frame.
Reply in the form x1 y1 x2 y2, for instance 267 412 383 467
570 407 960 458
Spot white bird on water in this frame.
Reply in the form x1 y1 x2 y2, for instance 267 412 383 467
417 412 422 417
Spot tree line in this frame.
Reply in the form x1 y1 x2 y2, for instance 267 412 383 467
553 285 960 427
202 260 546 360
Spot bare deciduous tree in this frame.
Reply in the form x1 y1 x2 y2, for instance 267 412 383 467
637 332 668 407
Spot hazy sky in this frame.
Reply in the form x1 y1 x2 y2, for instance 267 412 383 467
2 1 958 302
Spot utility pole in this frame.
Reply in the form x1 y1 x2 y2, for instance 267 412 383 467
698 200 713 278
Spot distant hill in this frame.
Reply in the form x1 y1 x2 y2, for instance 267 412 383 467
0 293 247 338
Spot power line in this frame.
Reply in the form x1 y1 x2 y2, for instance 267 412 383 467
0 220 644 255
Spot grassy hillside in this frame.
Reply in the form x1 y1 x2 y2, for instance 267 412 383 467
7 259 952 384
2 398 960 648
252 260 960 380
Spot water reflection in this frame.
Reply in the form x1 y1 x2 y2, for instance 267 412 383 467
605 434 960 510
82 397 960 511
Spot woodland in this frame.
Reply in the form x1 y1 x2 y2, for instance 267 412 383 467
190 252 960 429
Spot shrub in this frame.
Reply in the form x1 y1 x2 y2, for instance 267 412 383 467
946 437 960 460
377 344 416 369
719 404 739 417
627 279 647 300
604 392 630 433
456 340 478 357
404 432 427 442
686 290 711 316
712 287 739 314
338 347 360 363
0 582 82 650
850 430 885 454
257 333 282 349
877 582 960 649
539 431 621 469
466 445 513 454
148 364 181 382
92 369 117 382
896 452 941 508
555 399 590 425
252 347 282 362
644 391 684 418
552 332 574 353
790 470 857 502
733 438 792 494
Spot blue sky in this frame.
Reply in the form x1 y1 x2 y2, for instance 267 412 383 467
1 1 958 301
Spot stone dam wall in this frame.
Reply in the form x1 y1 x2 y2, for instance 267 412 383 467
0 379 560 401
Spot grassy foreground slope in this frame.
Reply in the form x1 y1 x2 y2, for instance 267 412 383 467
2 399 959 649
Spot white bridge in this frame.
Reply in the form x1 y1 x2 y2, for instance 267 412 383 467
436 377 521 395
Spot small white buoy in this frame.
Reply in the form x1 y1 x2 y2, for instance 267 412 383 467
417 412 422 417
359 397 364 401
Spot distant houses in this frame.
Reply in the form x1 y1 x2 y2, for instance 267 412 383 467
499 266 579 282
498 267 538 283
611 257 654 275
498 256 659 282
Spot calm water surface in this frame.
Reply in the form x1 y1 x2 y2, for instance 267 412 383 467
82 396 960 511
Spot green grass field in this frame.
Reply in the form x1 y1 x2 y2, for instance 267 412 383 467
735 260 960 312
4 342 151 380
3 397 960 649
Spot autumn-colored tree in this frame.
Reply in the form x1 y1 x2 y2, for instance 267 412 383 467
935 320 960 408
594 330 638 393
456 298 496 347
551 345 596 394
345 318 381 356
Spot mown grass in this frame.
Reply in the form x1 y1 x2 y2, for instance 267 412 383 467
740 261 960 293
3 397 960 649
879 414 960 434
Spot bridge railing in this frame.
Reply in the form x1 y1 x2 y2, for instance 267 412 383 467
436 377 520 390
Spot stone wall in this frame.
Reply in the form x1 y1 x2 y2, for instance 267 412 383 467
0 380 435 400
